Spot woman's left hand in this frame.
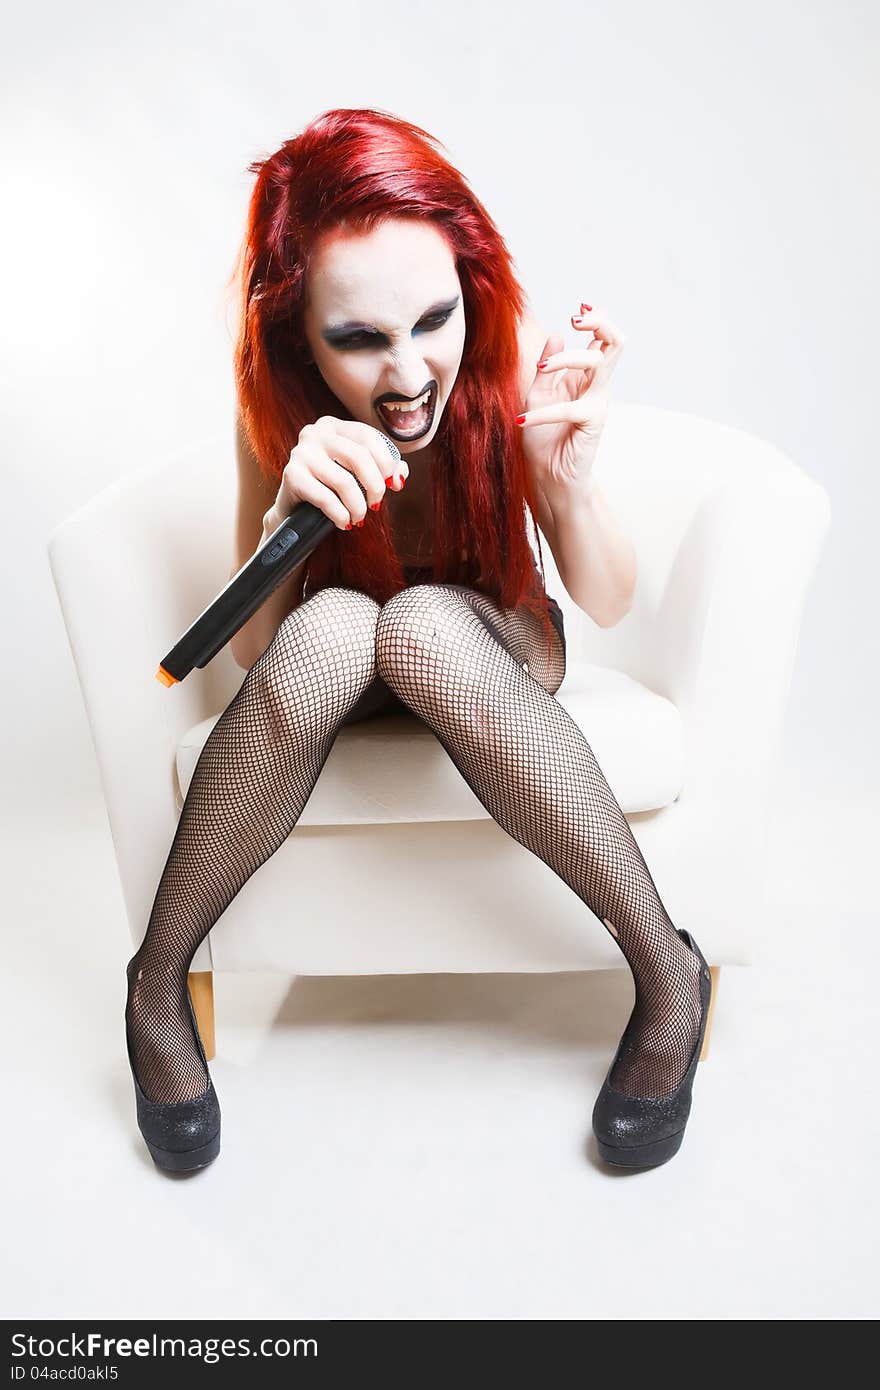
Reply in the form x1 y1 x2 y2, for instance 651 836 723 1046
516 304 625 493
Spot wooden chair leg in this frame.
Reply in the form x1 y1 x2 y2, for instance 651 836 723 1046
699 966 721 1062
187 971 215 1061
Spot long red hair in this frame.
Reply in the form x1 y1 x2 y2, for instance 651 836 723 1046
228 107 555 653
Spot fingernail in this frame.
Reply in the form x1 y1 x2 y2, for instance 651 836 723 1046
536 359 547 369
580 303 592 312
345 523 353 530
385 476 394 486
515 414 527 425
370 502 382 510
356 519 365 527
572 315 583 325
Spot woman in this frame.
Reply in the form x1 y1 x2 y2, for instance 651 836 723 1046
125 107 712 1174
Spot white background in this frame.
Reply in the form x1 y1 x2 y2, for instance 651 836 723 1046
3 0 875 808
2 0 876 1321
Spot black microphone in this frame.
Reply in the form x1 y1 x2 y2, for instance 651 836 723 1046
156 433 402 686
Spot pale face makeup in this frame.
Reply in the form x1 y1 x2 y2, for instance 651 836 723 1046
301 217 467 477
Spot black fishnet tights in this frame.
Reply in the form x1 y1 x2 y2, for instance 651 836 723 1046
126 581 701 1109
374 584 702 1099
126 587 383 1106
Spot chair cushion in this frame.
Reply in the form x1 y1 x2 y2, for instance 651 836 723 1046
175 660 684 826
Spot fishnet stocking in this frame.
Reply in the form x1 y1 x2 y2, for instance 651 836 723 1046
126 578 701 1109
374 583 703 1099
125 587 382 1104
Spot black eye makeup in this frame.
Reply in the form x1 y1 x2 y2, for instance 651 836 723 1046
334 312 453 350
321 296 460 350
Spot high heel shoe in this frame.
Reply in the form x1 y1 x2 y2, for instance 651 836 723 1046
591 927 712 1169
124 955 221 1172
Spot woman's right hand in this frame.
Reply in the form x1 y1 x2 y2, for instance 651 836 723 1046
261 416 409 539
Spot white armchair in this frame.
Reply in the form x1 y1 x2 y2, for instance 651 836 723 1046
48 402 830 1062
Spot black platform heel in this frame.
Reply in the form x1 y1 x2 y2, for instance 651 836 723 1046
124 955 221 1172
591 928 713 1169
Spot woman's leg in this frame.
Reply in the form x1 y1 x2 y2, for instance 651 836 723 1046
126 587 382 1105
374 583 702 1100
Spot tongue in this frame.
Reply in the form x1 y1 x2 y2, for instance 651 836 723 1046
381 401 428 434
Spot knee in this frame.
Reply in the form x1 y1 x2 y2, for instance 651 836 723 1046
280 584 379 632
288 585 382 640
254 586 382 711
375 584 445 685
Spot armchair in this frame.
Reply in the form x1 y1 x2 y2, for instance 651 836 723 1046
48 402 831 1063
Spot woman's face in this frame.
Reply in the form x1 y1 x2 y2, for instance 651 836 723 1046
302 218 466 464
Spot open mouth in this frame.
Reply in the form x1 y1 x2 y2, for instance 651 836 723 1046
375 384 437 441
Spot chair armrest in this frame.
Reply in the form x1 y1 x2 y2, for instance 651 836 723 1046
650 463 831 803
546 407 830 811
47 441 237 958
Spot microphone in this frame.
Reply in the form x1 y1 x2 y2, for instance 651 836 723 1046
155 433 402 686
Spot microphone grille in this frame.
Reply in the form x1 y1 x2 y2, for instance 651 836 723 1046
378 433 402 463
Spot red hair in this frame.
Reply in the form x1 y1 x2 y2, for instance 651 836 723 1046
227 107 555 656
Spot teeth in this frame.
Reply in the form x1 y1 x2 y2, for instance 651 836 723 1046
381 390 431 413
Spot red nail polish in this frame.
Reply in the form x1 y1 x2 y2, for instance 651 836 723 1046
370 502 381 510
515 413 526 425
536 359 547 369
345 523 353 530
581 303 592 312
384 476 394 485
356 519 365 527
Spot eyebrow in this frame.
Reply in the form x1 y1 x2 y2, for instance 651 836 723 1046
321 295 460 343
